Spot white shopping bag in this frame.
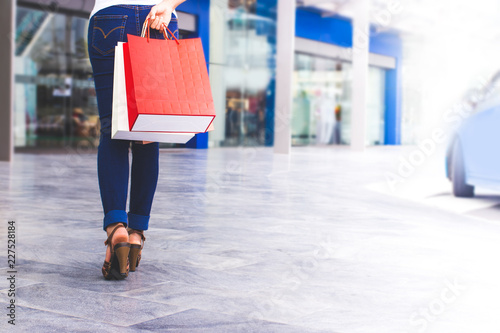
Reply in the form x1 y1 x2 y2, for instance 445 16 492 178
111 42 195 144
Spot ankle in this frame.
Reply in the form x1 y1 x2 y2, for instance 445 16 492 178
106 222 125 235
129 233 143 243
106 223 129 245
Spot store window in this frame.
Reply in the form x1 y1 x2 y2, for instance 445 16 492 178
15 7 97 149
209 0 277 147
367 67 386 145
292 53 386 146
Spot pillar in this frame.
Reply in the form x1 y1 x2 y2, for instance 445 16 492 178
273 0 295 154
0 0 15 161
350 0 369 151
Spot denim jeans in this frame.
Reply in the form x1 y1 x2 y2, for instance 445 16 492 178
88 5 179 231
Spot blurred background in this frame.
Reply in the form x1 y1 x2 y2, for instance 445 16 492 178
8 0 499 151
5 2 500 330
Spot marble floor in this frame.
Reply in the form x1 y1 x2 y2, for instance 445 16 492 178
1 146 500 332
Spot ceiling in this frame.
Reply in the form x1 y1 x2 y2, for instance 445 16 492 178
297 0 500 41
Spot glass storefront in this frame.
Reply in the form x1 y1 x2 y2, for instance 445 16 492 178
209 0 277 147
15 2 388 150
367 66 386 146
292 54 350 145
15 7 97 149
14 6 197 150
292 53 386 146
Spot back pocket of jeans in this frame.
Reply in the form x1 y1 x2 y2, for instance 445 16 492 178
92 15 128 55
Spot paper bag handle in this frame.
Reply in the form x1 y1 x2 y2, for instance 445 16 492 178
141 18 180 45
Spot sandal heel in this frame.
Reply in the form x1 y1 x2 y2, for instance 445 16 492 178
114 243 131 276
103 223 130 280
127 228 146 272
129 245 141 272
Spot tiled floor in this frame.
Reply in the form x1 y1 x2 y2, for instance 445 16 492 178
1 146 500 332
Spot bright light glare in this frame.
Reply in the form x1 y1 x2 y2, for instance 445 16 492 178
400 0 500 143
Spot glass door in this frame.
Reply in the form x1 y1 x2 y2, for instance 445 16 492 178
15 7 97 150
292 54 351 145
366 67 386 145
292 52 386 146
210 0 277 147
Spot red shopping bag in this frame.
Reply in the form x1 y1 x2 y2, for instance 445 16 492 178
123 22 215 134
112 42 195 144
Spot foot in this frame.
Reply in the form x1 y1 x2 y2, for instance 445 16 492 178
105 223 129 263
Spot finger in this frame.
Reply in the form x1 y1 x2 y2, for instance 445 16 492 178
149 7 157 20
152 17 162 30
149 9 161 26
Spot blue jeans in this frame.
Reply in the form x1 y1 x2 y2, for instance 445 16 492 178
88 5 179 231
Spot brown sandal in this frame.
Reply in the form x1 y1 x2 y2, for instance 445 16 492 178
127 228 146 272
102 223 130 280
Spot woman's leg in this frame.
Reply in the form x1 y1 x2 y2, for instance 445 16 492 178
88 6 139 275
127 9 179 232
88 8 132 230
128 141 159 231
98 117 131 229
